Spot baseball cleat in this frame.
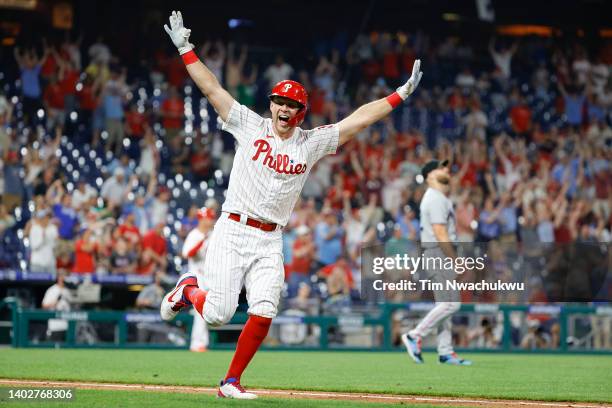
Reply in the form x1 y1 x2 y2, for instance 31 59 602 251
401 333 424 364
160 273 198 321
217 378 257 399
439 353 473 366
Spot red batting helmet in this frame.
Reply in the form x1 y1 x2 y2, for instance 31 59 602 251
268 80 308 127
197 207 216 221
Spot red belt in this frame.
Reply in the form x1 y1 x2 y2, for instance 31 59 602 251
227 213 278 232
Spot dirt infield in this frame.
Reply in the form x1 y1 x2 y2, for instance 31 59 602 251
0 379 610 408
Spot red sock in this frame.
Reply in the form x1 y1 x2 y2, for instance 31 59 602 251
225 315 272 382
183 285 207 315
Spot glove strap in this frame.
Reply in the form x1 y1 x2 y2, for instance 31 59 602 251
386 92 403 108
181 50 199 65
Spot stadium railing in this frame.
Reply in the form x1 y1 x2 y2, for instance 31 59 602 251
4 301 612 354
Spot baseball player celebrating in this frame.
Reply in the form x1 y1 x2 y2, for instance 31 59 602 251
401 160 472 366
182 207 216 352
161 10 423 399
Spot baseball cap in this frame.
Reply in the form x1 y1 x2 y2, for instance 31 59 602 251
421 159 449 179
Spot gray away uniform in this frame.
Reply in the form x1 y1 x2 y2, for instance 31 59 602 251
409 187 460 355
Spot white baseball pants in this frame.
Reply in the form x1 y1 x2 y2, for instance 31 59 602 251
199 213 284 327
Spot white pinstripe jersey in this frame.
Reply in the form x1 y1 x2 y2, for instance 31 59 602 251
221 101 339 226
182 228 209 274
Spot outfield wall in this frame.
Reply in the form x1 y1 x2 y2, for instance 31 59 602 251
2 299 611 353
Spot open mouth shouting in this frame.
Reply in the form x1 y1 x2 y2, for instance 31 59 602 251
278 114 290 124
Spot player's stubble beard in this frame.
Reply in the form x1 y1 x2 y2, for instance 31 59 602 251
428 173 450 194
436 174 450 185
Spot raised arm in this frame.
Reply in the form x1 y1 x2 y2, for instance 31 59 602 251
145 171 157 198
46 180 64 204
216 40 226 61
164 11 234 122
488 38 497 57
493 135 509 164
337 59 422 146
248 64 258 84
13 47 25 69
238 44 248 68
38 42 50 67
53 48 66 80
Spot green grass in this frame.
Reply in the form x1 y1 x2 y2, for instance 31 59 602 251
0 387 468 408
0 349 611 403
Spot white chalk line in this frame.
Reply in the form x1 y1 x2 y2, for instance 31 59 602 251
0 379 610 408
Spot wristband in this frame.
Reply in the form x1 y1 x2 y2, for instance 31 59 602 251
181 50 199 65
386 92 403 108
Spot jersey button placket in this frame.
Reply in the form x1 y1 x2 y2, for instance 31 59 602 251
261 133 280 212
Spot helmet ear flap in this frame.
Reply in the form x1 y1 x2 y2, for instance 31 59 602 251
288 105 307 127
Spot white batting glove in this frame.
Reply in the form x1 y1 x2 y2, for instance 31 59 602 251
396 59 423 99
164 10 194 55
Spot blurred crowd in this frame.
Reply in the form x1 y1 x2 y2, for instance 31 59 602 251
0 29 611 313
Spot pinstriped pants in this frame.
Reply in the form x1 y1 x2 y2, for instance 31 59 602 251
199 214 284 327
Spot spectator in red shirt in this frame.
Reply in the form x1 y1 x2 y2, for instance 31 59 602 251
77 74 103 144
363 130 385 162
125 104 147 140
448 87 465 111
72 229 97 274
318 257 354 289
325 174 346 211
510 95 532 137
400 44 416 79
361 58 381 84
125 104 148 159
76 75 100 112
308 87 326 128
117 212 141 253
138 221 167 275
58 57 79 114
288 225 316 298
165 54 189 88
43 76 66 132
56 250 73 274
318 258 354 312
161 85 184 141
383 44 401 85
40 41 58 80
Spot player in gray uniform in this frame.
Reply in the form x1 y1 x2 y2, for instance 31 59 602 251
401 159 472 366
